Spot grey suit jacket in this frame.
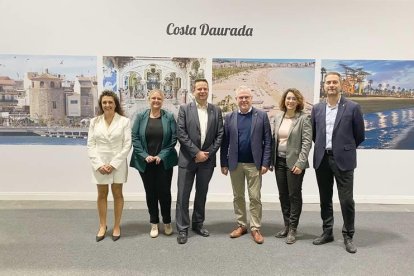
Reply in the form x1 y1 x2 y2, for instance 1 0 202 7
272 111 312 170
311 96 365 171
177 101 224 169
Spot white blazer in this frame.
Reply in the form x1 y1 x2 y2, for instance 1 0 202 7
87 113 132 184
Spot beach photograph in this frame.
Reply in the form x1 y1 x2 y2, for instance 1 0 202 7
321 60 414 149
212 58 315 126
103 56 208 123
0 54 97 145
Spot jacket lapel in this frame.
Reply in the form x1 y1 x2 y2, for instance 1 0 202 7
274 113 283 137
161 110 168 148
107 113 120 135
206 104 214 141
287 112 301 139
141 110 149 151
191 102 201 133
250 108 258 135
333 97 346 131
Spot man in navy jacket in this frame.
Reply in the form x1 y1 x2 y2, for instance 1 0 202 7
311 71 365 253
220 85 271 244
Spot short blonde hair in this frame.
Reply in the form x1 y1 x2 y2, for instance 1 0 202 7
148 89 165 100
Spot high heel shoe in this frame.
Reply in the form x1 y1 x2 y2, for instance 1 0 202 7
96 226 107 242
112 227 121 241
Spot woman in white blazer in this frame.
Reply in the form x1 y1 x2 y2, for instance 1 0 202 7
272 88 312 244
87 90 131 242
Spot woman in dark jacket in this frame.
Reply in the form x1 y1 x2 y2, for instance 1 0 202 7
130 89 178 238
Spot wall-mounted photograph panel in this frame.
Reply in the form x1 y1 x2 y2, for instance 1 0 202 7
212 58 315 124
0 54 97 145
102 56 208 123
321 60 414 149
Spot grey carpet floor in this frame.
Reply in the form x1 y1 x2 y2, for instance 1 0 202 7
1 208 413 276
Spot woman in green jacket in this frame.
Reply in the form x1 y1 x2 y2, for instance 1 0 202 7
130 89 178 238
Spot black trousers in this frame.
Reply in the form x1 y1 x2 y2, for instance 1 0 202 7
175 165 214 232
275 157 305 229
315 153 355 239
139 162 173 224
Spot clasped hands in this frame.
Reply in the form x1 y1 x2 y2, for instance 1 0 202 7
145 155 161 164
195 151 209 163
98 164 114 175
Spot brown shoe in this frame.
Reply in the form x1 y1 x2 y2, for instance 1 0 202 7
230 226 248 238
251 230 264 244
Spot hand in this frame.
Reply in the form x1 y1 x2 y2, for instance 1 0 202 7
104 164 113 174
154 156 161 165
195 151 209 163
98 166 107 175
260 166 269 175
145 156 155 163
221 167 229 176
291 166 303 175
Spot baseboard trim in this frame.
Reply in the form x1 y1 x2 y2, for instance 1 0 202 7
1 192 414 204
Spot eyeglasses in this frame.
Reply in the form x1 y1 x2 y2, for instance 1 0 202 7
237 96 251 100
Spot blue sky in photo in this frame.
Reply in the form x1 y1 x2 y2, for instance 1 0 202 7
322 60 414 89
0 54 97 81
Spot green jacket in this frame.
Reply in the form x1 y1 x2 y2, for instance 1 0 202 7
130 109 178 172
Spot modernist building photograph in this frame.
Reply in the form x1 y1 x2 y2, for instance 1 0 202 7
103 56 208 122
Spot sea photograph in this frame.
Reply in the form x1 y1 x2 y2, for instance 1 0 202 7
0 54 97 145
103 56 208 124
321 60 414 149
212 58 315 126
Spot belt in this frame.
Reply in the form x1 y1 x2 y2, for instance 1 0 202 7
325 149 333 155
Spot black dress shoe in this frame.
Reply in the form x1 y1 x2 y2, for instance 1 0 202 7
112 227 121 241
344 239 357 253
275 226 289 238
112 234 121 241
177 231 188 244
192 227 210 237
312 234 334 245
96 226 107 242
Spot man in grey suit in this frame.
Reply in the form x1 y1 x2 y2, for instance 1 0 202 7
220 85 272 244
176 79 224 244
311 71 365 253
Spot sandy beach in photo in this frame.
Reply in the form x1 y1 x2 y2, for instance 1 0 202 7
212 67 315 120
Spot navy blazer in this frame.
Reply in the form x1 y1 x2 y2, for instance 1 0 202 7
311 96 365 171
130 109 178 172
221 107 272 171
177 102 224 169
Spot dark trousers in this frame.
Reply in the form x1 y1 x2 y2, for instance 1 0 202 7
315 153 355 239
175 165 214 232
139 162 173 224
275 157 305 229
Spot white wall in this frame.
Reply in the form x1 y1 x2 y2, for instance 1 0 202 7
1 0 413 203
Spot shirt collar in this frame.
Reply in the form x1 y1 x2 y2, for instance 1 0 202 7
196 101 208 109
238 107 253 114
326 94 341 108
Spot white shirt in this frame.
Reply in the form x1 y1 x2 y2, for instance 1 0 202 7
325 96 341 149
196 102 208 147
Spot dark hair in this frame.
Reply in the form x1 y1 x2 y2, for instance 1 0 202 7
97 90 124 116
325 71 342 83
279 88 305 112
193 78 209 91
